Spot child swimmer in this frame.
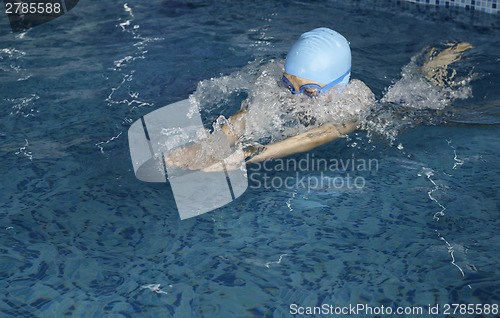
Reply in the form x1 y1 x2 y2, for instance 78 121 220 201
226 27 369 164
164 27 472 170
165 27 370 170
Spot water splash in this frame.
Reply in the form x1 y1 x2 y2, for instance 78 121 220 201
15 139 33 161
418 168 446 221
96 132 122 154
419 167 468 284
362 42 475 143
189 59 375 147
418 139 474 289
264 253 288 268
4 137 91 159
106 3 162 110
0 48 31 81
140 283 170 295
150 43 477 171
187 42 475 150
382 43 474 110
447 140 464 169
7 94 39 117
101 3 163 154
243 253 289 268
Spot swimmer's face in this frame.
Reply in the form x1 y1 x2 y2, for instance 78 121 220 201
282 73 327 97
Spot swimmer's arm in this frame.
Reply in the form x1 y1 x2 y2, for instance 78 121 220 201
246 122 357 164
164 108 247 170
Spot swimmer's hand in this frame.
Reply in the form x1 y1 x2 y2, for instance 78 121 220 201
163 129 242 171
164 109 248 171
164 143 212 171
421 42 474 87
164 142 252 172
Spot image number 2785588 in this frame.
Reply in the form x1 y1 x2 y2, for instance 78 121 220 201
5 1 62 14
3 0 80 32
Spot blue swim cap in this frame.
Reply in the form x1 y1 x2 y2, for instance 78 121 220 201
285 27 351 86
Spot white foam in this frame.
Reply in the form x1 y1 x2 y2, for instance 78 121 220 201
187 47 475 149
382 46 473 110
189 60 375 147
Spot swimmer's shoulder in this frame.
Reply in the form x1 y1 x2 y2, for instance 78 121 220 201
348 79 374 97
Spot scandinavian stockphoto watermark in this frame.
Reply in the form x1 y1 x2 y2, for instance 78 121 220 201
248 153 378 193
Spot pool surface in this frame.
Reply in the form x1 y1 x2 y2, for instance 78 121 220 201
1 0 499 317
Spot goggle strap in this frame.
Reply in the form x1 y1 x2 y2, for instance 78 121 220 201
319 67 351 93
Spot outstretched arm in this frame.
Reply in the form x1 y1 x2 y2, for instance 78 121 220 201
246 121 357 164
165 102 359 170
163 107 250 170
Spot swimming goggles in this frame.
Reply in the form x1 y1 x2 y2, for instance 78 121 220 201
282 68 351 97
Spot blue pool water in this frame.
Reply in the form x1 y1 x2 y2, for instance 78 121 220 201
1 0 499 317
